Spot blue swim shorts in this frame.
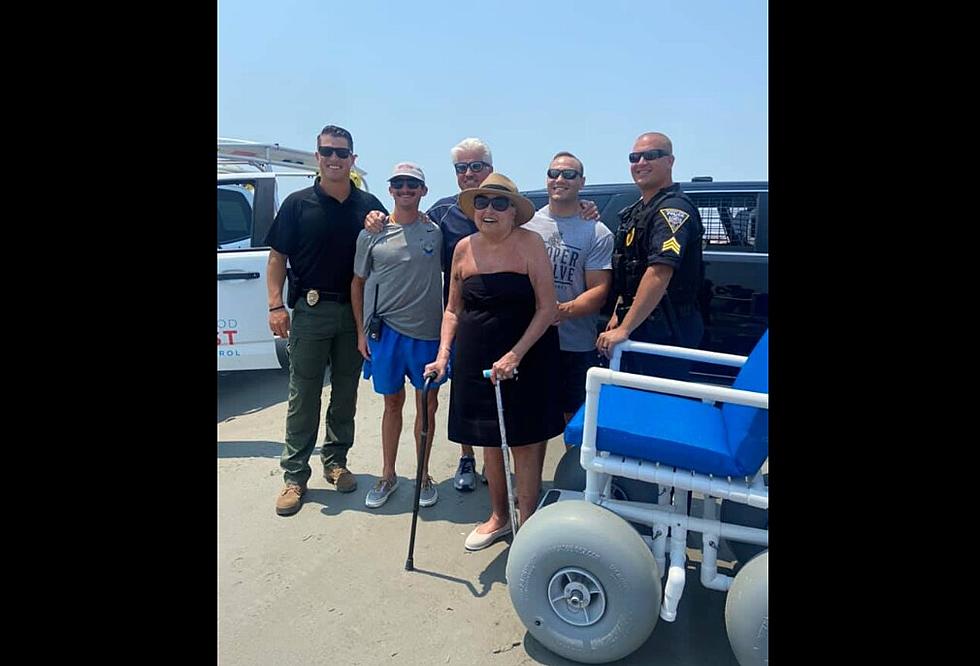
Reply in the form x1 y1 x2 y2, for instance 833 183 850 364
363 322 450 395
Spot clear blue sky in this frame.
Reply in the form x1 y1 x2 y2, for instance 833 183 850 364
218 0 767 203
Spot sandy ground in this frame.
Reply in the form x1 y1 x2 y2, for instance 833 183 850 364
218 367 745 665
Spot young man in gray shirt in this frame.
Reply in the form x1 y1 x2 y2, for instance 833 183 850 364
523 152 613 426
351 162 445 509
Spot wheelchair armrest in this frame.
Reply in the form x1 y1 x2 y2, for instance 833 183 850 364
609 340 747 371
585 367 769 410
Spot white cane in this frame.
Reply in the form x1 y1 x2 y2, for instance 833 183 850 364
483 368 520 535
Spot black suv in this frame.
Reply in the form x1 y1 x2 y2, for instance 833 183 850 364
522 179 768 384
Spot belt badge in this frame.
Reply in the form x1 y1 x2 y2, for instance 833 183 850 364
306 289 320 306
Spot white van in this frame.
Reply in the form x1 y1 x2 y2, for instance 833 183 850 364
216 139 369 372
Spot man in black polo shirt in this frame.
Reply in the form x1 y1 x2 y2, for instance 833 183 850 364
265 124 388 516
596 131 705 379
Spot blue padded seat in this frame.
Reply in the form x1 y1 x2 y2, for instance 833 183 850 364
564 331 768 478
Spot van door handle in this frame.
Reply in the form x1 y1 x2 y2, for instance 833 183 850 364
217 272 260 280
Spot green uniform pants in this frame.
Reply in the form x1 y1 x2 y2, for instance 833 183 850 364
281 299 363 486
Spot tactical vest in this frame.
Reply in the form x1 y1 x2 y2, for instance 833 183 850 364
612 188 700 305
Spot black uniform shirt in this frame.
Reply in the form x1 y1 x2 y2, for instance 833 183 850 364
639 183 703 306
264 178 388 294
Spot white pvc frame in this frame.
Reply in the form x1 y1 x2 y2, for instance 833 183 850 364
578 340 768 622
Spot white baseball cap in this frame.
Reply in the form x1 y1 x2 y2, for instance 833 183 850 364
388 162 425 184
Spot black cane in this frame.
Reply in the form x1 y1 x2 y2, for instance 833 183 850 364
405 372 438 571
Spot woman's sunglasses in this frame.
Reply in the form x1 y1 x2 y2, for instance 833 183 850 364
473 195 512 212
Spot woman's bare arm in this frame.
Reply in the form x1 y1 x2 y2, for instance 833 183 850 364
425 237 469 380
490 231 558 380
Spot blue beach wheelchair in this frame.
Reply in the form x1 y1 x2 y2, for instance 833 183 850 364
505 331 769 665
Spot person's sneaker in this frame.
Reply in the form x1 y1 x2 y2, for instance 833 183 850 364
324 465 357 493
418 476 439 508
365 477 399 508
454 456 477 492
275 483 306 516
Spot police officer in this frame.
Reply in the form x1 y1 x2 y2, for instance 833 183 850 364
596 132 704 378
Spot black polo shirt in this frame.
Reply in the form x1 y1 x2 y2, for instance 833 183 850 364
264 178 388 294
640 183 703 306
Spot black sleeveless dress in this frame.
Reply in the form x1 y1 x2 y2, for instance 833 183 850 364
448 272 564 447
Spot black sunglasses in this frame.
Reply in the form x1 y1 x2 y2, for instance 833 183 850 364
547 168 581 179
318 146 352 159
473 195 512 212
454 160 489 174
628 149 670 163
390 178 422 190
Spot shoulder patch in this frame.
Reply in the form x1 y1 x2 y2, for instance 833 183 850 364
661 237 682 255
659 208 690 234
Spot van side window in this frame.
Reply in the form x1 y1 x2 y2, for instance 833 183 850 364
689 193 760 249
217 187 254 245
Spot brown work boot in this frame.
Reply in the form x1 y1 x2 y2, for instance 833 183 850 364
275 483 306 516
324 465 357 493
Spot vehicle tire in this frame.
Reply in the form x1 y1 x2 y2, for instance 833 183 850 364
506 500 661 664
553 447 660 535
720 473 767 566
724 550 768 666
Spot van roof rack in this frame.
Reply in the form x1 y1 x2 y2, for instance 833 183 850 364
217 138 369 188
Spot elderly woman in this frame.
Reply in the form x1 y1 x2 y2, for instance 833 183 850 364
425 173 564 551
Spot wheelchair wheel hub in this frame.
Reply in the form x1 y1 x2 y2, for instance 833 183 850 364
548 568 606 626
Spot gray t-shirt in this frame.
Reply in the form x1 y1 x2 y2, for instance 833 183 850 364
353 215 443 340
524 205 614 352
